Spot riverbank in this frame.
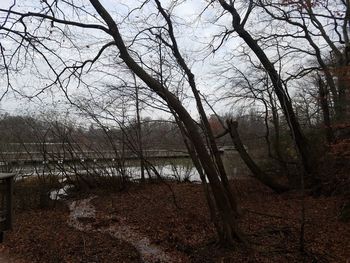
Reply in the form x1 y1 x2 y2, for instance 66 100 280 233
1 179 349 262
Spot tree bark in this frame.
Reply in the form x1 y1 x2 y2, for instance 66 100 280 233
89 0 247 246
218 0 315 178
227 119 289 193
176 116 218 227
154 0 239 216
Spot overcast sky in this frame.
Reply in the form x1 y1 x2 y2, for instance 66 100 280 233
0 0 234 119
0 0 344 124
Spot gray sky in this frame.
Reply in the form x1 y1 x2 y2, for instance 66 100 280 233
0 0 344 123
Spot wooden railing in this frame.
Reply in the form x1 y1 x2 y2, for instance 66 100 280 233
0 149 191 164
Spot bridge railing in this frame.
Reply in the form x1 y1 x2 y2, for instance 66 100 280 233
0 149 190 164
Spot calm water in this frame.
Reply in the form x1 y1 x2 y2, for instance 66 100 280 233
10 157 201 182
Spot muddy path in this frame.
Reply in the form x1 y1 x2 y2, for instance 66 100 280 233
68 197 182 263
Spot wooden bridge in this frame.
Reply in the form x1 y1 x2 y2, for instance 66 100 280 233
0 146 244 178
0 149 192 165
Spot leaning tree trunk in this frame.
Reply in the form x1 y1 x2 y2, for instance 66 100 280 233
176 117 218 228
154 0 239 216
218 0 316 181
227 120 289 193
89 0 247 246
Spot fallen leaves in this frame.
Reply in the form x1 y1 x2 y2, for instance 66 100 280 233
1 179 349 262
0 203 141 263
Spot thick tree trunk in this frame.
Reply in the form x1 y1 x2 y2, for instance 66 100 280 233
177 118 218 227
218 0 315 178
89 0 246 246
176 115 247 246
154 0 239 217
227 120 289 193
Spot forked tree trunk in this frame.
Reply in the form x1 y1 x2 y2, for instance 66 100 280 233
184 119 247 246
89 0 246 246
177 118 218 227
154 0 239 217
227 119 289 193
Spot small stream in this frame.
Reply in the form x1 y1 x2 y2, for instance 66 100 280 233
67 197 176 263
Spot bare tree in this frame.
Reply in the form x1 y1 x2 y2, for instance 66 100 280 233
212 0 316 180
256 0 350 128
0 1 247 245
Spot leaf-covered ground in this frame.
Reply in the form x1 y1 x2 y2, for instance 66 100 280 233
0 202 142 263
1 178 349 262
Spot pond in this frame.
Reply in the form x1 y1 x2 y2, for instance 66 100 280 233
8 149 248 186
9 157 201 182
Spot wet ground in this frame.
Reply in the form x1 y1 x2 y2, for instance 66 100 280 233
68 197 177 262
